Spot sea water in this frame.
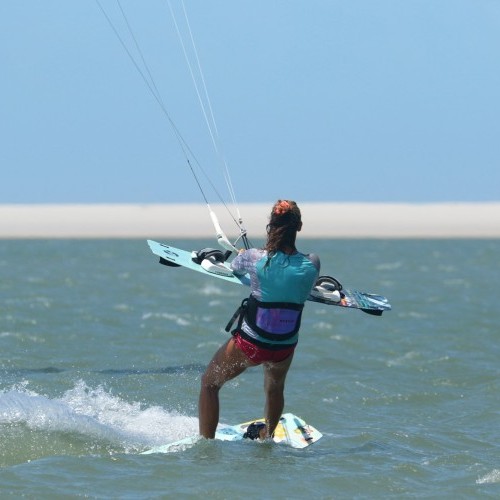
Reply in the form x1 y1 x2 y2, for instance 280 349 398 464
1 239 499 498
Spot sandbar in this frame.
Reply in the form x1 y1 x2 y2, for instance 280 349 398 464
1 202 499 239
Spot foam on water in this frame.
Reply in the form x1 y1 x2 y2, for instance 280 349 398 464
141 311 191 327
198 283 225 296
476 469 500 484
0 380 198 454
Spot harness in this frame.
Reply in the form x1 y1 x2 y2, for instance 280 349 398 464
225 295 303 347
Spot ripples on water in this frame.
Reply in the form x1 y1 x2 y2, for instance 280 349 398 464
1 239 499 497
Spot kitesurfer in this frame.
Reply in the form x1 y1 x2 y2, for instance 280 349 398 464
198 200 320 440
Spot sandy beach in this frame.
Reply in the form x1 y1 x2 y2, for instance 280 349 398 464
1 202 499 239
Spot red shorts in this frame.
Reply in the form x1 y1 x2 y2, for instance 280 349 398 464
233 332 296 364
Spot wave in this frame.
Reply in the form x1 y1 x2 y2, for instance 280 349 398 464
476 469 500 484
0 380 198 463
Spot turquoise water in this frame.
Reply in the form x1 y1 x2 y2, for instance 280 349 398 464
1 239 499 498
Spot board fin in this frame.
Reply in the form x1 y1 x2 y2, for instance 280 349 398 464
360 308 383 316
159 257 181 267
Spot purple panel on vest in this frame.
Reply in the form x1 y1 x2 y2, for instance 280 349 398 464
255 308 300 334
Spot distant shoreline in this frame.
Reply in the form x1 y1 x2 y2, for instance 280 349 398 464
1 202 499 239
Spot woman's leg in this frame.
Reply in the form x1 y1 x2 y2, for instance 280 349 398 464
199 337 256 438
262 352 294 438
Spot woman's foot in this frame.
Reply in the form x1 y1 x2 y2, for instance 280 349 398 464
243 422 267 440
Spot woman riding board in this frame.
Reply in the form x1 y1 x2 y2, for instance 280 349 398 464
198 200 320 440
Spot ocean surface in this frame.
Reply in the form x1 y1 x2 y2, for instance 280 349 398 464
1 238 499 498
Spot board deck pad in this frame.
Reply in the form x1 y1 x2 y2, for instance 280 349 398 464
147 240 391 315
141 413 322 454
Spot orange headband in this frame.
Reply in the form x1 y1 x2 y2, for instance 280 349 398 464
273 200 291 216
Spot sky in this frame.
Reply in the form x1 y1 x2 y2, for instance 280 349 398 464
1 0 499 205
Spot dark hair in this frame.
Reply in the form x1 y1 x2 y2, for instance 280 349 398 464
265 200 302 257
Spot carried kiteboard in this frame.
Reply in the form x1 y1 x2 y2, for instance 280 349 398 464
147 240 391 315
141 413 322 454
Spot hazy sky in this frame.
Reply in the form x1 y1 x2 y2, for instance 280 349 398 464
1 1 499 205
